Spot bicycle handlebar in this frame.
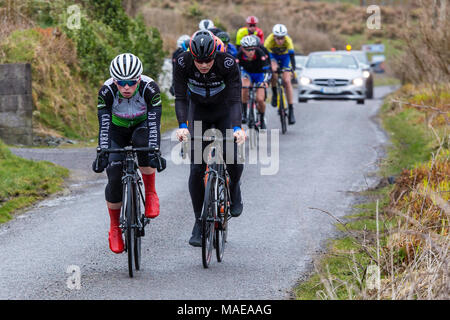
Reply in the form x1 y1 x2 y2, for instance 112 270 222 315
96 146 160 156
190 136 236 142
242 85 266 89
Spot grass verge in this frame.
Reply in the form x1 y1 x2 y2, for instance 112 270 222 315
0 140 69 224
295 85 449 300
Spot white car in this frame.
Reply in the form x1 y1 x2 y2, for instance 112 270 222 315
298 51 366 104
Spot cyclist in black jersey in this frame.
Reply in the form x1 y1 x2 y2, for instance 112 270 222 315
236 35 271 128
173 30 246 247
92 53 166 254
170 35 190 96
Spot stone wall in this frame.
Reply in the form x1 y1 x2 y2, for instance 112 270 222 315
0 63 33 145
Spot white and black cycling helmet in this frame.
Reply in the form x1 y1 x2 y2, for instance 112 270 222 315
177 34 190 49
198 19 214 30
241 35 258 48
273 24 288 37
110 53 143 80
250 34 261 46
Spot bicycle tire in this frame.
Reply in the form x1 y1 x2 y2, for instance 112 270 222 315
279 87 287 134
202 173 217 268
133 181 142 271
215 177 228 262
124 178 134 277
249 101 258 149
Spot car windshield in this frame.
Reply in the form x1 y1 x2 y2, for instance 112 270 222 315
306 54 359 69
352 51 368 64
295 56 307 68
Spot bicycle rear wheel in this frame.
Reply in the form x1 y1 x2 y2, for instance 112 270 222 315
202 173 217 268
278 87 287 134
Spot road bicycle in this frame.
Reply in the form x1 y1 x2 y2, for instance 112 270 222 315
275 67 289 134
243 84 266 149
96 146 162 277
196 133 234 268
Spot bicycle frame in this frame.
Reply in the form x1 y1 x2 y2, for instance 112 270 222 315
96 146 159 276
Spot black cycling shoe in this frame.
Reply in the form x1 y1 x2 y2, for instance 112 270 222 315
189 213 202 247
230 183 243 217
230 202 243 217
259 113 266 129
271 93 277 107
288 106 296 125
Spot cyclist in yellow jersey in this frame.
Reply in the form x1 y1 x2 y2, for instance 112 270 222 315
236 16 264 49
264 24 297 125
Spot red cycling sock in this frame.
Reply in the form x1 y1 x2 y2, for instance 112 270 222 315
141 172 160 218
108 207 121 228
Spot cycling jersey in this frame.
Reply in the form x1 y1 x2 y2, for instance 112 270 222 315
264 33 295 56
97 75 162 150
236 47 271 76
236 27 264 46
226 43 238 57
215 36 226 53
173 51 244 219
173 51 242 129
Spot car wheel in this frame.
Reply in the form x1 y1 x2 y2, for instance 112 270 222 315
357 99 365 105
298 98 307 103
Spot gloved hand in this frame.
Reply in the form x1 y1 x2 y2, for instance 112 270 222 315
92 154 108 173
176 128 190 142
149 152 167 172
233 129 246 145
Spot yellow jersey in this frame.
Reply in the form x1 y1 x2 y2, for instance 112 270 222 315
264 33 294 56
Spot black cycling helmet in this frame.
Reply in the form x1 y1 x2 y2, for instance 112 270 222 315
189 30 217 61
216 31 230 44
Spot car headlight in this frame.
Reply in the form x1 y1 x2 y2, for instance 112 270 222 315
353 78 364 86
300 77 311 85
362 71 370 79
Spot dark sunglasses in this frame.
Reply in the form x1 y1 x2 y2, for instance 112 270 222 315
275 36 285 41
194 57 214 64
243 47 255 51
248 24 256 27
116 79 138 87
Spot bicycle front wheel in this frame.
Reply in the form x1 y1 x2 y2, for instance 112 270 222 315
215 178 228 262
202 174 217 268
133 181 142 271
249 102 258 149
278 87 287 134
123 178 134 277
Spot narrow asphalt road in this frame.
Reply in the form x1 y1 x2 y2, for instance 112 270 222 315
1 86 394 299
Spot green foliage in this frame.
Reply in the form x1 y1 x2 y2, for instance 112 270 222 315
0 139 69 223
61 0 166 85
185 1 204 19
0 29 41 63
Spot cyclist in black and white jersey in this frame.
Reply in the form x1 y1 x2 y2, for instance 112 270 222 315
92 53 166 254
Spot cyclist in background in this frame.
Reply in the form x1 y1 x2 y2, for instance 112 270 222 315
173 30 245 247
217 31 238 57
236 16 264 50
264 24 296 125
236 35 271 128
170 34 190 96
92 53 166 254
198 19 223 36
